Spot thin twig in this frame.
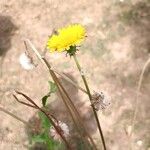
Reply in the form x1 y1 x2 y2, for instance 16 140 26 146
24 39 87 94
14 91 72 149
44 58 98 150
53 69 87 94
25 39 97 150
13 94 37 109
0 106 30 127
52 74 91 150
131 57 150 136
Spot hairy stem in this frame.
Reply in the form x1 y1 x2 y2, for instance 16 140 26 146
73 54 107 150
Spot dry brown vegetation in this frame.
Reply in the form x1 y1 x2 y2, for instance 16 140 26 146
0 0 150 149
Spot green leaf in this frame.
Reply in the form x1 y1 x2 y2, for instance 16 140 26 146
31 134 46 144
42 94 50 107
43 130 60 150
38 112 51 129
31 112 62 150
48 81 57 93
44 133 54 150
41 81 57 107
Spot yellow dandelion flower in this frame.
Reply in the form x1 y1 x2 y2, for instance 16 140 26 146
47 24 86 53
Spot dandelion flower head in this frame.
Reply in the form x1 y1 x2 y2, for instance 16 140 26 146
47 24 86 52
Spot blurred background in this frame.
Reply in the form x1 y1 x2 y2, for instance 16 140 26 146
0 0 150 149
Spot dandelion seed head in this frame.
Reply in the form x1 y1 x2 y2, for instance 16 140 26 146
91 91 111 111
49 121 69 142
19 53 35 70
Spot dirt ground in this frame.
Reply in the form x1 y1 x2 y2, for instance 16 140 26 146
0 0 150 150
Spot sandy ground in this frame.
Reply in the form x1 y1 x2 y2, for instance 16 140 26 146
0 0 150 149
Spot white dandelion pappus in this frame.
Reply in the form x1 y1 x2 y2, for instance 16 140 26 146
91 91 111 111
49 121 69 142
19 53 35 70
136 140 143 146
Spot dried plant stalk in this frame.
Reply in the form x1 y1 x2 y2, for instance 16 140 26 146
13 91 72 149
0 106 30 127
25 39 98 149
130 57 150 139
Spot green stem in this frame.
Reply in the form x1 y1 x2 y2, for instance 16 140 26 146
43 58 97 150
73 54 107 150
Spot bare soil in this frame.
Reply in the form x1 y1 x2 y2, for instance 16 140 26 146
0 0 150 150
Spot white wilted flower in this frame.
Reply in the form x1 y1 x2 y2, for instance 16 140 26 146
19 52 35 70
49 121 69 142
136 140 143 146
91 91 111 111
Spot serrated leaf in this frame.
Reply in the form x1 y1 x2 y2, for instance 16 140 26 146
48 81 57 93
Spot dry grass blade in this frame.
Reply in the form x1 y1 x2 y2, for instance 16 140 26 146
25 39 87 94
131 57 150 137
13 94 37 109
14 90 72 149
25 39 97 149
0 106 30 127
